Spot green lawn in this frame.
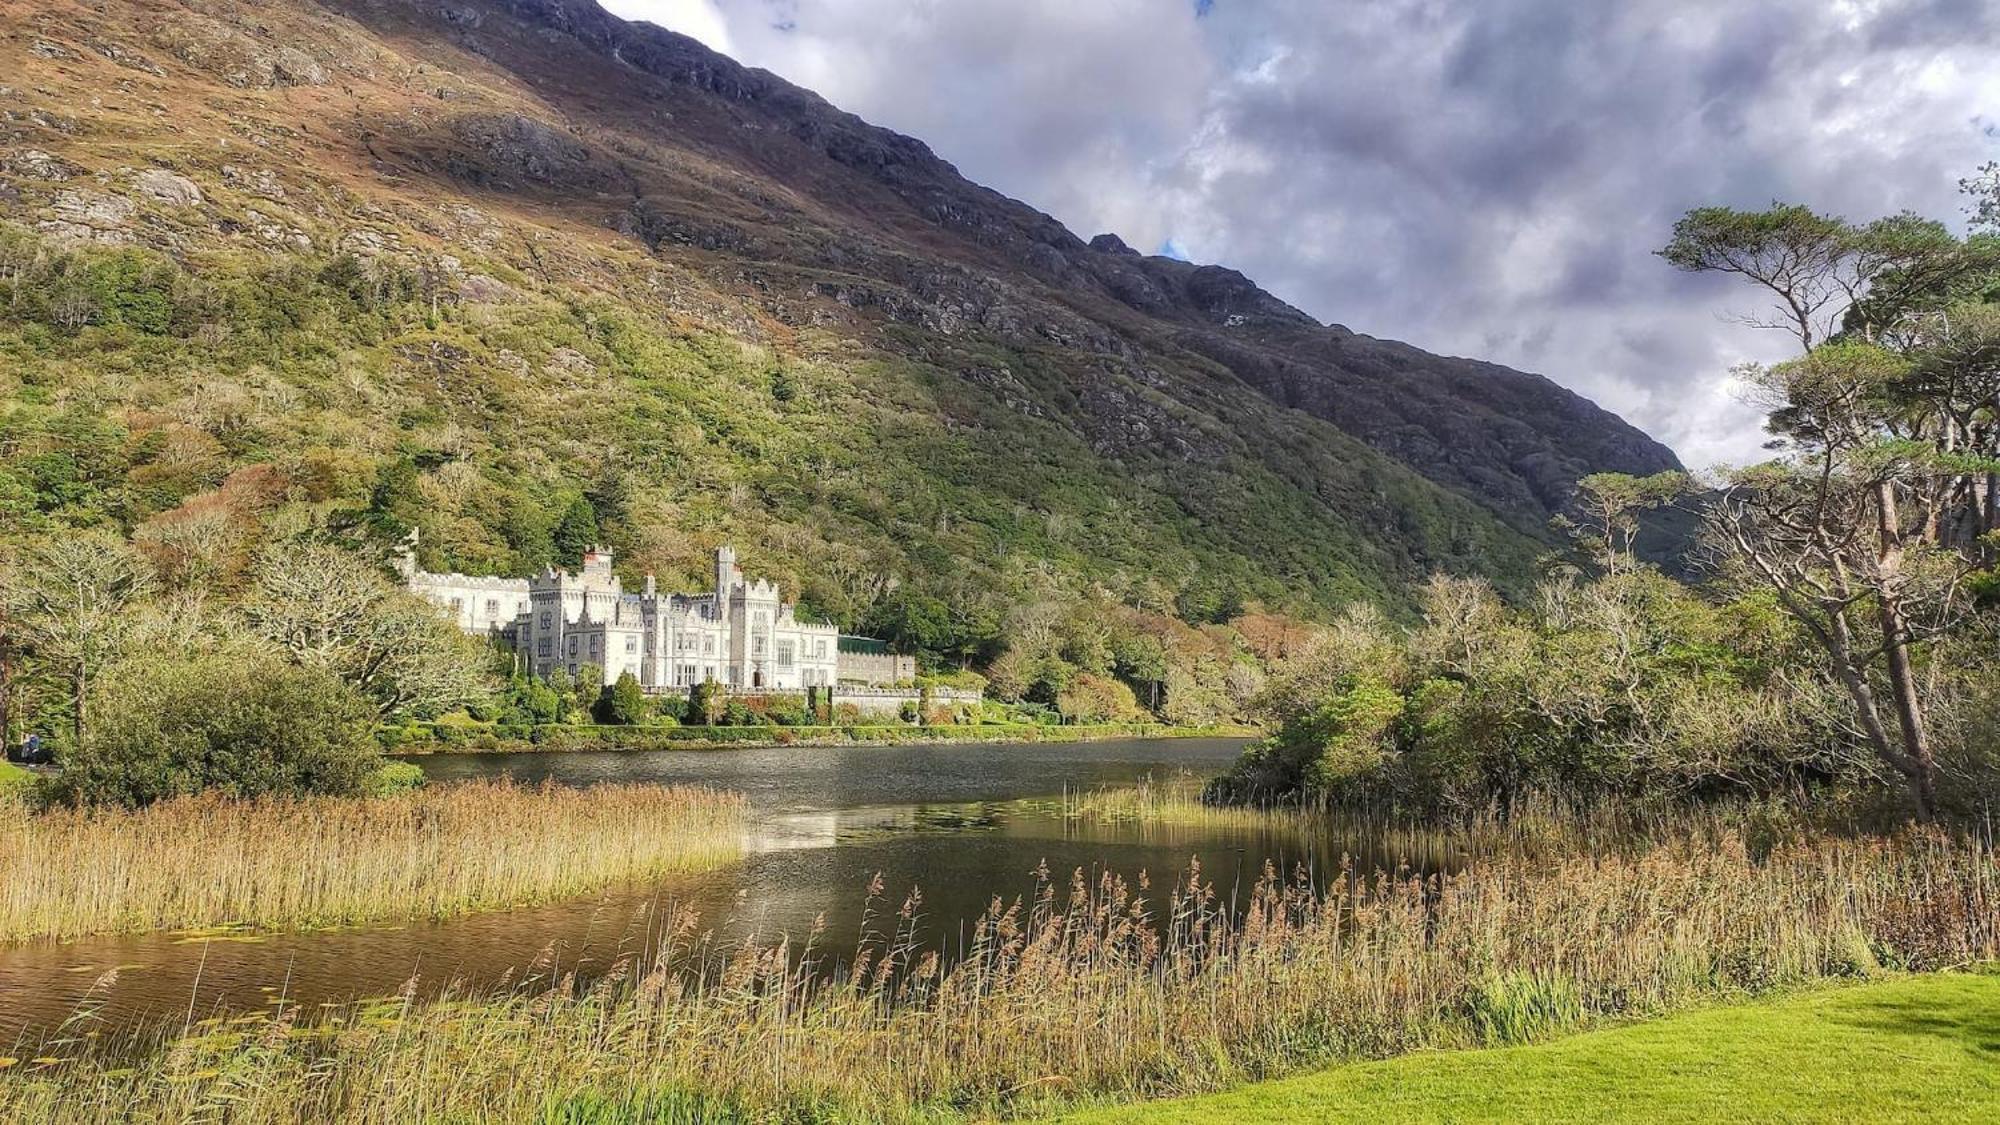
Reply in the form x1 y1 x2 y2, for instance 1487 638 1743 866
0 761 32 802
1061 972 2000 1123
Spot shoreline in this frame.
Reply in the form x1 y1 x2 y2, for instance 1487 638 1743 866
384 722 1257 756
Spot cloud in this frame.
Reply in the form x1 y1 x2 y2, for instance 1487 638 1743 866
600 0 733 53
602 0 2000 472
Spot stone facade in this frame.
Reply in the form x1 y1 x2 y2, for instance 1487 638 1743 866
835 635 917 686
517 545 839 693
392 533 530 635
404 541 907 693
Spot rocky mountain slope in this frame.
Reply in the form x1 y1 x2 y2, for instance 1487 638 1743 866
0 0 1679 629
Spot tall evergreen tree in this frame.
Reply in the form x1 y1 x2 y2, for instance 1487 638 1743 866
552 496 600 564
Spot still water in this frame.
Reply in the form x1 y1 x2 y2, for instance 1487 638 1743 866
0 738 1448 1049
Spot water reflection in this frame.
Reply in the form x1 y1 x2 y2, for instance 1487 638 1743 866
0 737 1465 1052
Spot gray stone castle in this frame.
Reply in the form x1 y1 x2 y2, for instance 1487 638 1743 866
398 539 926 698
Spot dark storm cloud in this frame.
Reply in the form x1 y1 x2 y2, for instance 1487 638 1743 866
606 0 2000 470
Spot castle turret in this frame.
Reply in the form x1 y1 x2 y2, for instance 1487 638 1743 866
393 528 420 580
715 545 737 603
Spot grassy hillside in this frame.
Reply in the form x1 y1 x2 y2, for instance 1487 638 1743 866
0 0 1675 642
0 226 1538 626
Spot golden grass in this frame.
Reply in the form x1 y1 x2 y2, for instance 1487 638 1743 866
3 814 1992 1123
0 780 745 942
1058 771 1306 831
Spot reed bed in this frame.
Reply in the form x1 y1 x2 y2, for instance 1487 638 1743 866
1058 771 1311 831
3 815 1993 1123
0 780 745 942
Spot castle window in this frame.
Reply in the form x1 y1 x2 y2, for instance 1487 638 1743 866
486 598 500 618
815 639 827 660
568 637 578 656
625 636 638 653
449 597 463 614
777 641 795 669
537 639 551 657
703 636 715 655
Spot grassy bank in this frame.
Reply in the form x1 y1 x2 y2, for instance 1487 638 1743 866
0 780 745 943
0 762 32 803
385 721 1253 755
1062 971 2000 1122
1 815 1991 1121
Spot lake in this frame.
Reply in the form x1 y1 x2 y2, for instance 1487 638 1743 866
0 737 1451 1049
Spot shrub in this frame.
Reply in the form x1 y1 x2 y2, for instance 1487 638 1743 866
597 672 647 725
1056 673 1145 725
507 676 562 724
363 760 426 796
688 681 724 726
51 653 383 807
762 694 814 726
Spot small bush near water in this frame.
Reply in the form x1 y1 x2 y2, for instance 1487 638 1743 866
361 760 425 796
47 653 381 809
2 813 1992 1122
0 779 744 942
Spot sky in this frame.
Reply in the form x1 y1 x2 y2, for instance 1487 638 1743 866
601 0 2000 472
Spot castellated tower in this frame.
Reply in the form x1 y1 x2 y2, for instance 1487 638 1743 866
715 544 738 601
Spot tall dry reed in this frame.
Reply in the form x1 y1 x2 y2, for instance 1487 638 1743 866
0 780 744 942
3 816 1992 1122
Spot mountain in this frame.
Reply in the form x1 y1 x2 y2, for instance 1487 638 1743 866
0 0 1679 634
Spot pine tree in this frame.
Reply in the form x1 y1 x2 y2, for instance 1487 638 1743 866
552 496 599 564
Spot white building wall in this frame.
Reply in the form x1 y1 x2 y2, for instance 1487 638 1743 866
409 544 860 698
406 572 531 634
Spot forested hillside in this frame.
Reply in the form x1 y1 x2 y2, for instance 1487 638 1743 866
0 0 1679 658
